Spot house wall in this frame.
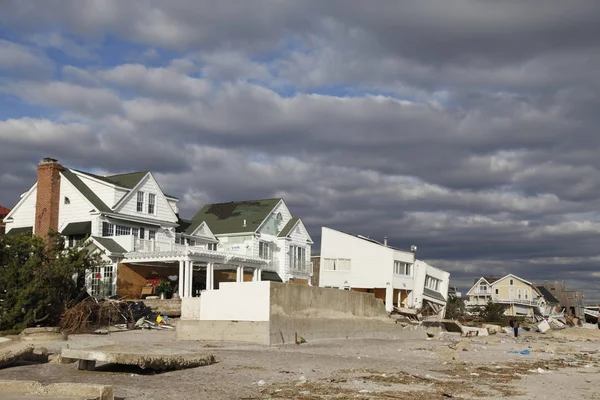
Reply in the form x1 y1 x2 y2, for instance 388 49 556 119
319 227 414 289
4 185 37 232
286 222 312 280
116 263 178 299
116 175 178 224
75 174 119 209
217 235 255 257
493 277 534 302
58 176 93 232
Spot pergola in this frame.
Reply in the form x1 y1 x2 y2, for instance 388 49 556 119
122 247 270 298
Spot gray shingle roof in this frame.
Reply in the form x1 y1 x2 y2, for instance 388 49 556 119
423 288 447 303
536 286 560 304
277 217 299 238
61 221 91 236
91 236 127 254
5 226 32 236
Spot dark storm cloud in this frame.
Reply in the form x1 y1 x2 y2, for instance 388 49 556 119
1 0 600 300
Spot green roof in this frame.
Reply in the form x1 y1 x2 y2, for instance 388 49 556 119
91 236 127 254
61 221 91 236
277 217 299 238
191 198 281 235
5 226 32 236
61 169 111 212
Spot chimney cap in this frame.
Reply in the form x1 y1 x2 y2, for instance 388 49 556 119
41 157 59 164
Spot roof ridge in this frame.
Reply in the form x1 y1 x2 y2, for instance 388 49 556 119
105 171 149 178
203 197 282 206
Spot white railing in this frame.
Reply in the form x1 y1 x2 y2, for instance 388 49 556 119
466 296 538 307
290 262 311 274
133 239 206 252
472 290 491 295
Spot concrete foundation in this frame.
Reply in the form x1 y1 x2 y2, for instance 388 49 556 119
60 345 215 370
0 380 113 400
18 327 67 343
0 344 34 369
177 282 428 345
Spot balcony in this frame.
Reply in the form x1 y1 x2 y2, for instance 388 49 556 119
471 289 491 295
134 238 200 252
290 261 311 274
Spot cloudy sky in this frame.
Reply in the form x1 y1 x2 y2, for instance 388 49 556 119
1 0 600 300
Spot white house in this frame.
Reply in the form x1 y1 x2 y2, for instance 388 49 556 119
318 227 450 316
4 158 297 299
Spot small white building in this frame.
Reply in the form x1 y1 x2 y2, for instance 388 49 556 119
318 227 450 317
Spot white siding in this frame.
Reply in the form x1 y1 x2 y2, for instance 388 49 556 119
116 174 178 223
258 200 292 236
167 199 179 215
285 220 312 281
75 174 118 210
58 175 94 231
4 185 37 233
411 260 450 308
114 188 128 208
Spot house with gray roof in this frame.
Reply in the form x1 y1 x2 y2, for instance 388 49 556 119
4 158 270 299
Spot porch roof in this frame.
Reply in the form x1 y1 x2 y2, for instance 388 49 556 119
423 288 447 305
123 247 269 267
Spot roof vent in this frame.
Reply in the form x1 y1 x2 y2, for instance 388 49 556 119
384 237 388 246
243 219 247 227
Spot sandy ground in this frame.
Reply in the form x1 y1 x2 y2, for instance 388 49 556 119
1 326 600 399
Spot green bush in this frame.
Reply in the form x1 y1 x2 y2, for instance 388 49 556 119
478 301 507 324
0 232 103 333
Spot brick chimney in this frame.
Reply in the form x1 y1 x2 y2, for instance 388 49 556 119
35 157 62 241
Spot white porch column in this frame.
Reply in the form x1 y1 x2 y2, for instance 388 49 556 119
385 284 394 313
252 268 258 281
187 261 194 297
237 266 243 283
206 262 214 290
178 260 184 298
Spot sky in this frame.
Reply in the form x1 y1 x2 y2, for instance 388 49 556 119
1 0 600 301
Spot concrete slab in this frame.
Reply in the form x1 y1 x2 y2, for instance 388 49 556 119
0 344 35 369
19 328 67 343
60 345 215 371
0 380 112 400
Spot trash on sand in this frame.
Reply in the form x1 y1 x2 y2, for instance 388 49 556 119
508 349 530 355
528 367 551 374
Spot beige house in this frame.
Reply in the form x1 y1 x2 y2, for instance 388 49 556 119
465 274 545 317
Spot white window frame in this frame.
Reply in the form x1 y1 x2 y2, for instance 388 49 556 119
393 261 412 276
259 241 272 260
89 264 114 298
290 245 307 272
137 191 144 213
323 258 351 271
147 193 156 214
149 229 156 240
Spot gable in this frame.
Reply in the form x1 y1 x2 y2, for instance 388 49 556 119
491 274 532 287
466 277 491 295
113 173 178 223
4 183 37 231
192 198 281 235
61 169 111 212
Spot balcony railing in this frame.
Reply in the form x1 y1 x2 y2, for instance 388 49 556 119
466 295 538 307
290 261 311 274
471 289 491 295
134 239 204 252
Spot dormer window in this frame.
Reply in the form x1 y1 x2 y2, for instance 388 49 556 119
137 191 144 212
148 193 156 214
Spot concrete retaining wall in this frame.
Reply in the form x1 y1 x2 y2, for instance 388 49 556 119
177 282 427 345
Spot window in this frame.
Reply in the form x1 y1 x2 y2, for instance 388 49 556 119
290 245 307 272
68 234 85 248
393 261 412 275
136 191 144 212
479 284 488 292
525 289 529 300
323 258 351 271
64 197 70 205
102 222 114 237
89 265 114 298
495 288 499 295
259 241 271 260
510 279 514 285
131 227 139 238
148 193 156 214
149 230 156 240
425 275 440 291
208 243 218 251
115 224 131 236
139 227 145 239
518 289 522 299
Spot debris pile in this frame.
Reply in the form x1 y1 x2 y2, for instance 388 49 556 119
60 298 158 334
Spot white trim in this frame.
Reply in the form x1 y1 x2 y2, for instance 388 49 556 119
466 277 491 296
254 199 284 233
189 221 218 242
112 172 151 211
103 212 178 227
492 274 533 287
4 182 37 221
